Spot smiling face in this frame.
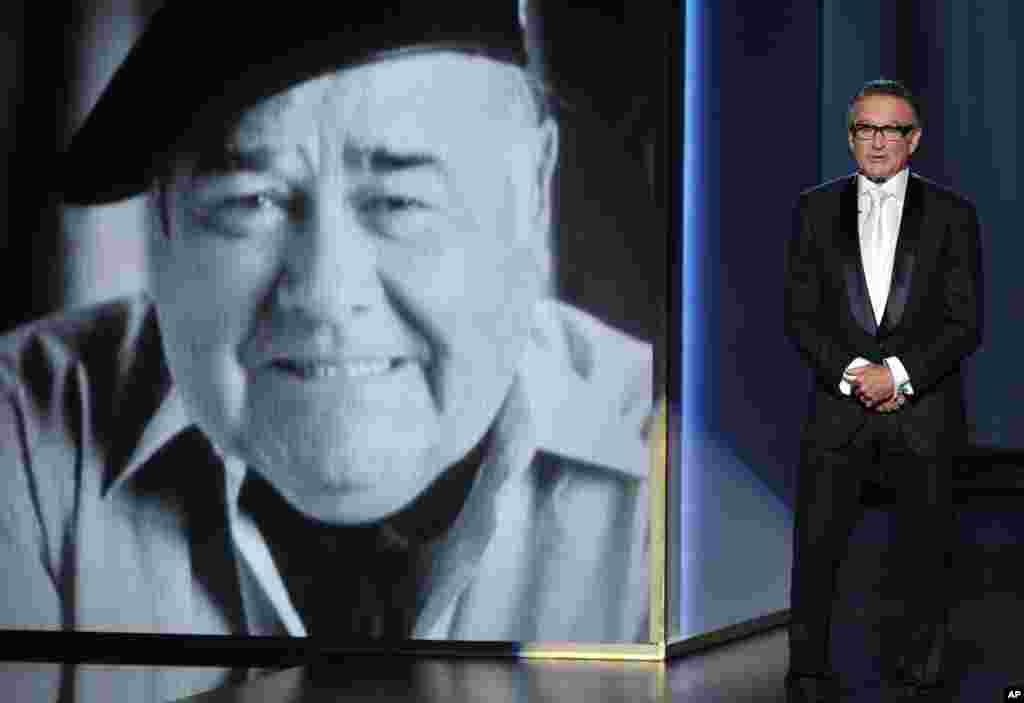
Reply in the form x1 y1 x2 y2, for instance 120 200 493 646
847 94 921 182
149 52 557 524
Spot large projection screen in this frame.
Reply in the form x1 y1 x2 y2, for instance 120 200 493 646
0 1 673 697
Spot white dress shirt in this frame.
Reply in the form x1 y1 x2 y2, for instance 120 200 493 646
839 169 914 398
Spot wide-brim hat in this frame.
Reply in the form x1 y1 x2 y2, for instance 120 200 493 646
63 1 530 205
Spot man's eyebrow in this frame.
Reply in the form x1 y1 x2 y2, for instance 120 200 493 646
192 144 278 176
190 142 449 179
358 146 447 175
854 121 914 127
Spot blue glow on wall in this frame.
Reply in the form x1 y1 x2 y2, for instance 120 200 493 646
680 0 703 638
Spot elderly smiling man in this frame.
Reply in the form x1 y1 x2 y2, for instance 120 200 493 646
0 2 654 695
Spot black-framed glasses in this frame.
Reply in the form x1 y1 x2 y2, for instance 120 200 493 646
850 122 917 142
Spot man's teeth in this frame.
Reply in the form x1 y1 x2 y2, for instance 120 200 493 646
344 359 392 377
281 360 393 378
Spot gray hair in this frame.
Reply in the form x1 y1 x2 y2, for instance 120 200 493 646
847 78 923 131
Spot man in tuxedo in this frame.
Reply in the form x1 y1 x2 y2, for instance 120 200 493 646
784 79 983 701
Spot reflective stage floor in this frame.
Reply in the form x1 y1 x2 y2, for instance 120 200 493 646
3 502 1022 702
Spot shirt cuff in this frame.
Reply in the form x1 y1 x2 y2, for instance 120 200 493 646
884 356 914 395
839 357 871 396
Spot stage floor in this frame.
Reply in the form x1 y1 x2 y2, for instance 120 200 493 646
2 503 1021 701
176 504 1024 702
166 598 1019 703
2 605 1019 703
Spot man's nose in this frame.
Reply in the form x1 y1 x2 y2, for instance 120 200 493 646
275 193 379 318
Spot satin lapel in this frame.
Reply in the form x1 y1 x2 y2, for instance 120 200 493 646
839 175 877 336
879 174 924 335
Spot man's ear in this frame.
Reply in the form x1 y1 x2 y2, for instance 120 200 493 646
908 128 922 155
146 182 174 247
533 117 559 228
531 118 559 288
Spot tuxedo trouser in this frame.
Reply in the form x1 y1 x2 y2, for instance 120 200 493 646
788 410 953 684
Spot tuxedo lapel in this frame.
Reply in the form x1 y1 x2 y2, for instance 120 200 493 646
838 175 877 336
878 174 924 335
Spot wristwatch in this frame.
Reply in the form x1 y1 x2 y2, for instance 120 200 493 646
883 359 912 398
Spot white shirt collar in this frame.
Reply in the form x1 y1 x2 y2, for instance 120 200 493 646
858 168 909 203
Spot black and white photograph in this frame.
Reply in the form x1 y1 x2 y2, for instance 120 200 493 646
0 2 667 695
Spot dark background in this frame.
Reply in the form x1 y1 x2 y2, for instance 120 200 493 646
683 6 1024 693
540 2 669 389
675 0 1022 644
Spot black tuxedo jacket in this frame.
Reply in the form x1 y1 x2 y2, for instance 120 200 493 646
784 172 983 457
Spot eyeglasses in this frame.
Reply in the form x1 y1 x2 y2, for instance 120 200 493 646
850 123 917 142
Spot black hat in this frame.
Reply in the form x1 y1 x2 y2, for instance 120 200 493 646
63 1 529 205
